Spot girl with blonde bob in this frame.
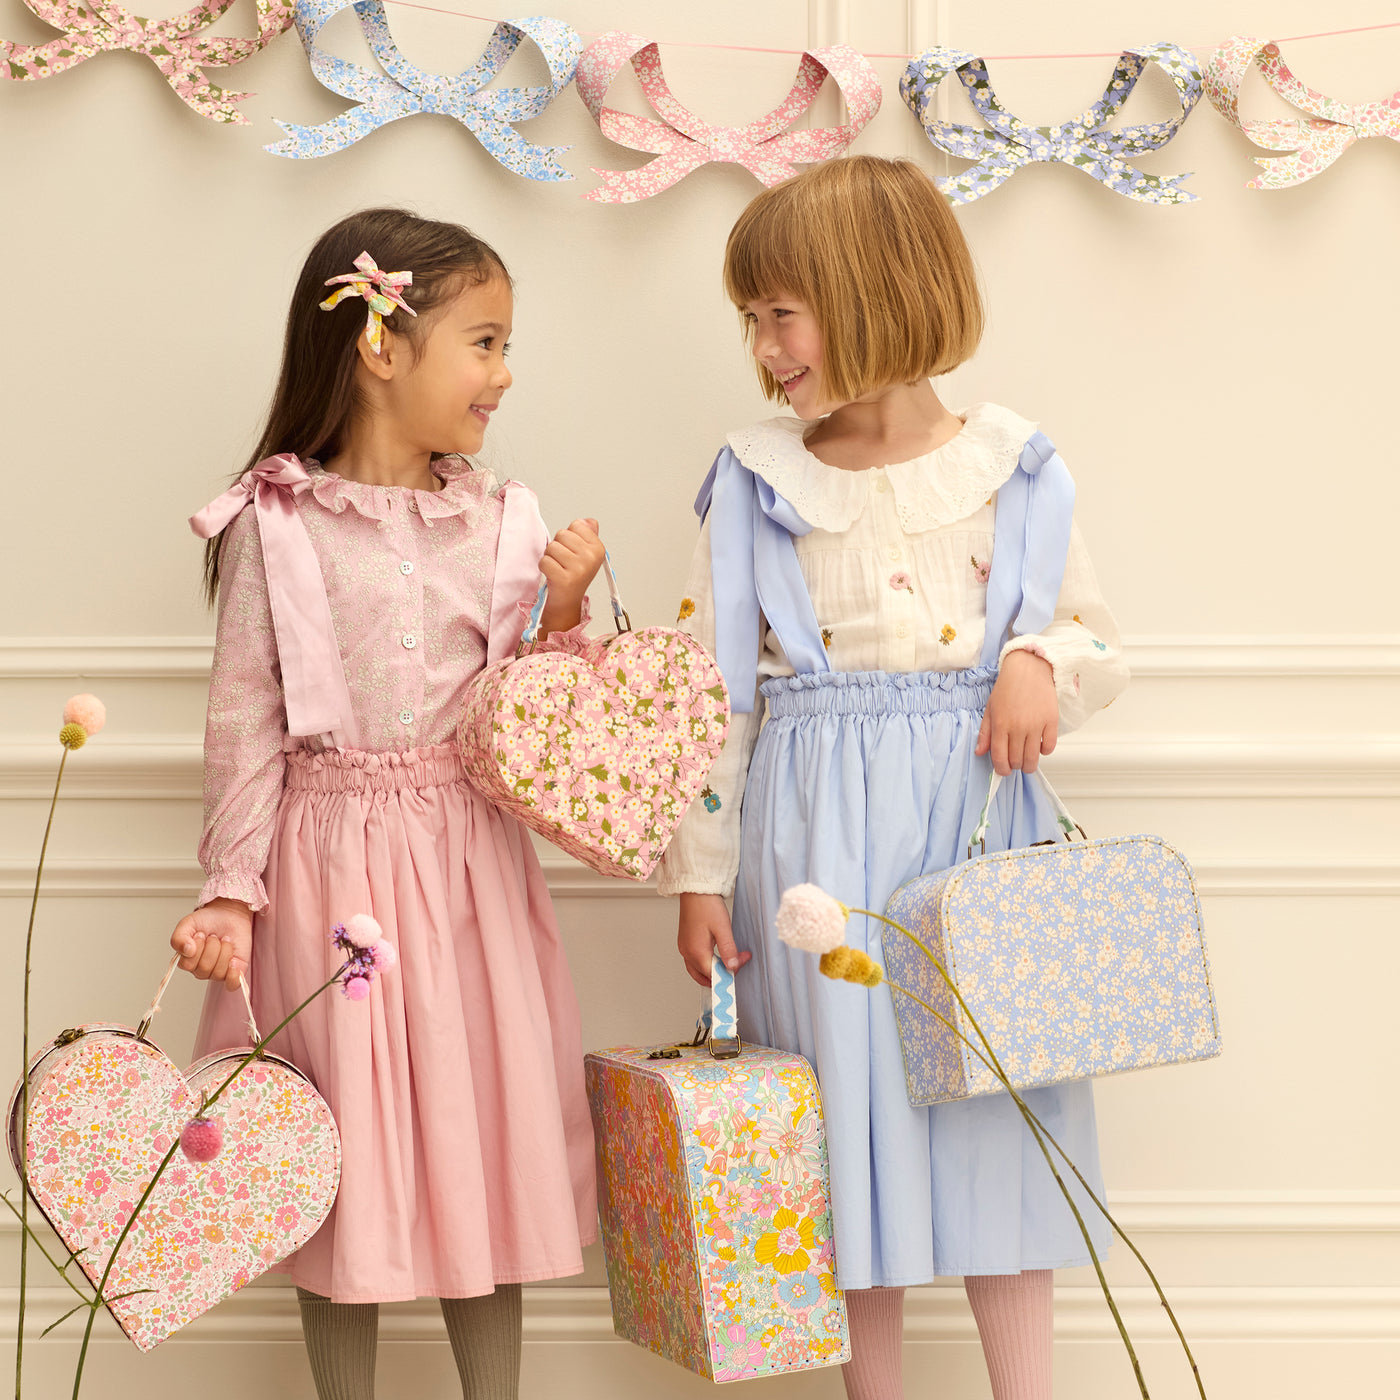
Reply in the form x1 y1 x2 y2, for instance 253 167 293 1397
658 156 1129 1400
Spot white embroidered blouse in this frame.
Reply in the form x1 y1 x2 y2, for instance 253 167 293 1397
656 402 1130 898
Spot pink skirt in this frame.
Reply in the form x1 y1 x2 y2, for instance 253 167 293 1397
194 744 597 1303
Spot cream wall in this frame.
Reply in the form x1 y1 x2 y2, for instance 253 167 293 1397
2 0 1398 1395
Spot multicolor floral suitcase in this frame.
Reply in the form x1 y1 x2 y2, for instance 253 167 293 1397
884 772 1223 1105
7 965 341 1350
458 554 730 882
584 956 850 1383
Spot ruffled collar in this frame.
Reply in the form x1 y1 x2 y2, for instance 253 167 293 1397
305 454 497 522
725 401 1038 533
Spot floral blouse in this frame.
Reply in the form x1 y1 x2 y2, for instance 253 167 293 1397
197 458 564 912
656 402 1130 899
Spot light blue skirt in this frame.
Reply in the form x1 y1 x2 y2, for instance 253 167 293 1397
732 667 1111 1288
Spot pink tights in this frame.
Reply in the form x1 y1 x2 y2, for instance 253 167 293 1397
842 1271 1053 1400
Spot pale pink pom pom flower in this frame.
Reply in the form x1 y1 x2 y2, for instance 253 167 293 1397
775 884 850 954
344 913 383 947
63 694 106 734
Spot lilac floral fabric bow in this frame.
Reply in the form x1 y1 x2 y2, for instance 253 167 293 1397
268 2 580 177
901 41 1203 205
1206 35 1400 189
0 0 291 122
320 252 416 354
577 32 882 203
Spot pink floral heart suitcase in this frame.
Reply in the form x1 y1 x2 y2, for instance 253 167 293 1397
584 956 850 1384
884 771 1223 1105
8 960 341 1350
458 554 730 881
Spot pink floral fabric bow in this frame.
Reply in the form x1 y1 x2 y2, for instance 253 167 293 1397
1206 35 1400 188
577 33 882 203
320 252 416 354
0 0 291 123
190 455 359 748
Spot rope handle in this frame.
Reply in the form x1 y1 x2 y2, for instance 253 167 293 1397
136 954 260 1046
968 768 1087 860
517 548 630 656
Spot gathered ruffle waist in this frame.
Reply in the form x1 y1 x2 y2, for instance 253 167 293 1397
761 667 997 717
284 743 465 793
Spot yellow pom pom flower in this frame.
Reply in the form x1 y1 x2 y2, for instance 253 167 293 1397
58 723 88 750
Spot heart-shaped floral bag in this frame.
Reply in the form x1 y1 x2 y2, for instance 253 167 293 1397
8 960 341 1351
458 555 730 881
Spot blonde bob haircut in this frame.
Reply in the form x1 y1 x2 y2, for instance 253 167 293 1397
724 155 984 405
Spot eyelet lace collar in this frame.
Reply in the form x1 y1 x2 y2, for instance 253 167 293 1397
725 401 1038 533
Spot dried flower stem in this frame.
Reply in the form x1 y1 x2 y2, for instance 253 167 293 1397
15 745 69 1399
63 965 349 1400
854 906 1206 1400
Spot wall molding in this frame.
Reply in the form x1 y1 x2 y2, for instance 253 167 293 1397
2 857 1399 900
1 635 1398 681
4 1280 1398 1346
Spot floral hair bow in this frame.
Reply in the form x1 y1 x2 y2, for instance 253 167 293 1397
320 252 417 354
577 33 882 203
267 1 579 178
0 0 291 123
1206 36 1400 189
901 41 1203 205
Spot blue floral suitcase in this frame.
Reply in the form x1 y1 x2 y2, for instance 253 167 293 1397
883 772 1223 1105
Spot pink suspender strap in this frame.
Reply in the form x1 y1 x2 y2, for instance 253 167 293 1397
190 455 361 750
487 479 549 665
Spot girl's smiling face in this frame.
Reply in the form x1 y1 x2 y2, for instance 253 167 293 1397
386 274 514 457
744 296 828 418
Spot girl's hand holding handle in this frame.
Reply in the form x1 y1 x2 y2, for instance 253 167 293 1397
539 517 606 637
677 892 752 988
170 897 253 991
976 649 1059 776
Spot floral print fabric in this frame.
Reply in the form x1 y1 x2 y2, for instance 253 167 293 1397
16 1029 340 1350
884 836 1222 1103
585 1043 848 1382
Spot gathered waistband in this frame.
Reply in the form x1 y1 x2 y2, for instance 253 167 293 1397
761 668 997 718
284 742 465 793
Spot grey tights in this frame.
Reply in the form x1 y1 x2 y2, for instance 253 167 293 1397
297 1284 523 1400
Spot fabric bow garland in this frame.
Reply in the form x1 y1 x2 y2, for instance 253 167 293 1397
320 251 416 354
0 0 291 122
900 41 1203 205
577 32 881 203
1205 36 1400 189
267 2 579 177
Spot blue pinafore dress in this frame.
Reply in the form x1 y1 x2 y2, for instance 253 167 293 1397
702 431 1112 1289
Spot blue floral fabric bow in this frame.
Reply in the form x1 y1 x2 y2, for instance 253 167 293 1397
900 41 1203 205
267 4 580 179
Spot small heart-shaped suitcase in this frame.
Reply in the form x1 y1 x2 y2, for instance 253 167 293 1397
8 958 340 1350
458 553 730 881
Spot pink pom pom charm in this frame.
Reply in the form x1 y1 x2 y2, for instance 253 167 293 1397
180 1117 223 1163
343 975 371 1001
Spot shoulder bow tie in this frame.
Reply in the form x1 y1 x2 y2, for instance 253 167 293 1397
577 32 881 203
901 41 1203 205
0 0 290 122
1205 35 1400 189
267 2 580 178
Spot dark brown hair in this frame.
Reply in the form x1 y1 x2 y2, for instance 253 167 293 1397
203 208 509 605
724 156 983 404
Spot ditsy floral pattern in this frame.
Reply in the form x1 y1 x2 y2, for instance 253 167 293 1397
458 628 730 881
585 1044 848 1382
939 624 957 646
266 6 580 175
677 598 696 621
19 1030 340 1350
888 571 913 594
884 836 1222 1103
971 554 991 583
702 785 721 813
900 42 1204 205
821 628 834 651
0 0 291 123
1206 36 1400 189
576 34 881 203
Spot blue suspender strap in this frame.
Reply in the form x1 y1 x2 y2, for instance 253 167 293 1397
695 447 831 714
979 431 1077 667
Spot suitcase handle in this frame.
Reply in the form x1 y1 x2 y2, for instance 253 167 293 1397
136 954 261 1046
969 768 1088 859
693 951 742 1060
517 548 631 656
